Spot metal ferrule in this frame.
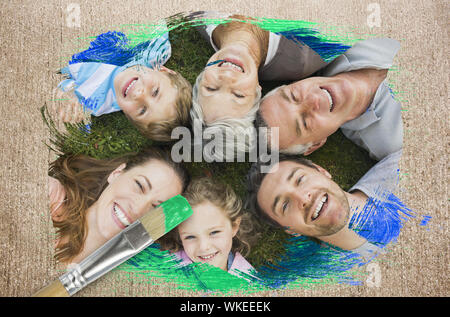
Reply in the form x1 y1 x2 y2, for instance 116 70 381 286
59 220 153 296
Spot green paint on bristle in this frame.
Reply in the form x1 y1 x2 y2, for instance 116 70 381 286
160 195 193 234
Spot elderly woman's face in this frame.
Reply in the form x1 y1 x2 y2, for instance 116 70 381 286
92 159 183 240
199 45 261 123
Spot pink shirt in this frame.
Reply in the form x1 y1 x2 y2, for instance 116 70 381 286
174 250 256 280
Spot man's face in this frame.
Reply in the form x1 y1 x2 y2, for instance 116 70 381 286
260 74 363 152
198 45 261 123
257 160 350 237
114 65 178 126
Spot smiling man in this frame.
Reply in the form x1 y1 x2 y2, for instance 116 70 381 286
257 38 402 161
246 149 403 258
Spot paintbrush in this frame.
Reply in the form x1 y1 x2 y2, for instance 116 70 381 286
33 195 192 297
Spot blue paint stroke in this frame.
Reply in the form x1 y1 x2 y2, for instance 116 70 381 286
419 215 432 226
349 192 416 246
277 28 351 63
69 31 167 67
206 59 225 67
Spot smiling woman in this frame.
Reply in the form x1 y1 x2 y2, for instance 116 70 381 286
48 147 189 265
189 11 328 161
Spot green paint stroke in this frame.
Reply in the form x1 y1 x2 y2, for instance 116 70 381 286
119 246 270 295
160 195 193 234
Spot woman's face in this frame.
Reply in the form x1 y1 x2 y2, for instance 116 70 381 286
198 44 261 123
91 159 183 241
177 201 239 271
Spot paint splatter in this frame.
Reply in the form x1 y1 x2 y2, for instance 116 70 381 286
419 215 432 226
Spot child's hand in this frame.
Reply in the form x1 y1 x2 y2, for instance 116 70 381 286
50 88 90 124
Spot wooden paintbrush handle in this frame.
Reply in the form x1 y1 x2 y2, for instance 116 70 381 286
33 279 69 297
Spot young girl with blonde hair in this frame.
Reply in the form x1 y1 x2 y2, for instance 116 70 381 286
159 177 256 279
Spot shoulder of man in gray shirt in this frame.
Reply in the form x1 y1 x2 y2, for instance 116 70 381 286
350 149 402 201
347 149 403 259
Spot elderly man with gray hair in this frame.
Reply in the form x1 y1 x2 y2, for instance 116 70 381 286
190 12 327 161
257 38 403 161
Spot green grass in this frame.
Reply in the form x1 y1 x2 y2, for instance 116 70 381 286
45 26 375 270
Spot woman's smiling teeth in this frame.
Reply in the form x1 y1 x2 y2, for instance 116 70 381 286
312 194 328 220
321 88 334 112
113 204 131 227
219 61 244 72
124 79 138 97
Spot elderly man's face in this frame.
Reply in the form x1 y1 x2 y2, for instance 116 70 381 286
199 45 261 123
260 74 363 153
257 160 350 237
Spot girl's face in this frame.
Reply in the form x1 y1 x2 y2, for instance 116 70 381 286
91 159 183 241
177 201 240 271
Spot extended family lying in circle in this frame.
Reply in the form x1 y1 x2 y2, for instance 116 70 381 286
46 12 406 284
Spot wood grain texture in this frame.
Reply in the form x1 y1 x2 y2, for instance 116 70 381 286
0 0 447 297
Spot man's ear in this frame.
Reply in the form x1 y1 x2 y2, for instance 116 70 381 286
107 163 126 184
303 138 327 156
159 66 177 75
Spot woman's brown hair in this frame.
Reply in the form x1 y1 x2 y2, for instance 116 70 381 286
49 147 189 263
159 177 254 257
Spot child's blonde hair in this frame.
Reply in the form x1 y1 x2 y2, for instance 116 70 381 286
130 71 192 142
159 177 253 257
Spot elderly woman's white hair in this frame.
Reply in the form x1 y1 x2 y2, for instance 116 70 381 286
191 70 262 162
257 85 313 155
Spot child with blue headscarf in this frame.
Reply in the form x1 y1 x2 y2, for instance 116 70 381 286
53 26 192 141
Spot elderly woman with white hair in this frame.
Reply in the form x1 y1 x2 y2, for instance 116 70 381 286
190 12 327 161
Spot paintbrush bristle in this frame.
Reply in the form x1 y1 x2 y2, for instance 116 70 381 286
140 206 166 240
139 195 192 240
